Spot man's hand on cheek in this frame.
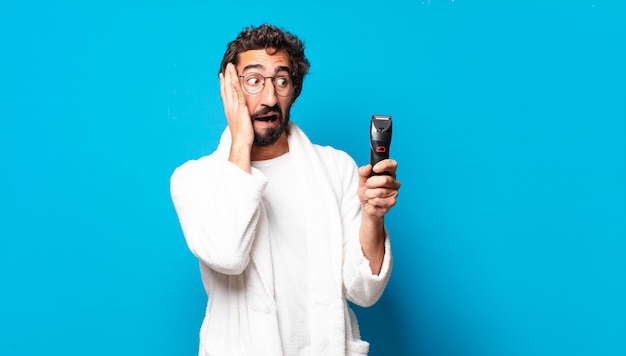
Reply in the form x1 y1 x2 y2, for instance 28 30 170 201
220 63 254 148
220 63 254 172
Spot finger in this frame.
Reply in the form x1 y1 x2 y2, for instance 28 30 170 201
226 64 246 106
226 64 239 106
369 200 396 214
365 176 401 192
219 72 227 110
363 204 391 218
222 65 234 109
367 195 397 210
372 159 398 177
358 164 373 180
358 165 373 196
364 187 399 200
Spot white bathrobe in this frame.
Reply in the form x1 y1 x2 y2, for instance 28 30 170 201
170 123 392 356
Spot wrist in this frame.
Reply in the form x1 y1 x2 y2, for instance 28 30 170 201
229 142 252 174
361 213 384 230
360 214 385 242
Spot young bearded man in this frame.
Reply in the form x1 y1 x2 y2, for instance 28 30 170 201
171 24 401 356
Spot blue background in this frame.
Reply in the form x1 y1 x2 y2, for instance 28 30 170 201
1 1 625 355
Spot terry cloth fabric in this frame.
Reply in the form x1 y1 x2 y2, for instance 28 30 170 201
170 122 392 356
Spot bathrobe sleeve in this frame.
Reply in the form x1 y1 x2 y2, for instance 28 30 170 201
328 149 393 308
170 155 268 275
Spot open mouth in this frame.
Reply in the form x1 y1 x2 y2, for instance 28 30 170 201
254 112 279 122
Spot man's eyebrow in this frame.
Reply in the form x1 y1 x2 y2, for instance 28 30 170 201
242 64 265 72
275 65 290 74
241 64 291 74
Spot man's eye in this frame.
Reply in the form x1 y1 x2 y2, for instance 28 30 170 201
275 77 289 87
246 75 262 86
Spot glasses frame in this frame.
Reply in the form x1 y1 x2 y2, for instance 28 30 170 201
238 73 294 97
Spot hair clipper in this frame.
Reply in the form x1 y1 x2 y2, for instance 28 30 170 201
370 115 392 176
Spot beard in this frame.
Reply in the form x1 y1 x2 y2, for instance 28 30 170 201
251 105 290 147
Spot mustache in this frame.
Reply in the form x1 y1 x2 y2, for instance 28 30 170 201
251 105 281 120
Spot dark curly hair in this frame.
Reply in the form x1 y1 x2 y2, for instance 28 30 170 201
219 24 310 102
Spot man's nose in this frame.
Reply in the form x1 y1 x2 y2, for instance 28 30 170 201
259 80 278 107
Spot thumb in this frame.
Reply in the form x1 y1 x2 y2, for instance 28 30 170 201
358 164 373 181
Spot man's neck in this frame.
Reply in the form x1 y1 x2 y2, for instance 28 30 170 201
250 134 289 161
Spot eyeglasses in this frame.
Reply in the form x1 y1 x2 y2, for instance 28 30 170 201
238 73 293 97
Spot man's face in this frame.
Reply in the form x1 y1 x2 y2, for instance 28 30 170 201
236 49 294 147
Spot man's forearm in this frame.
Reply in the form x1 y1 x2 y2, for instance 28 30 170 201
359 215 386 275
229 140 252 174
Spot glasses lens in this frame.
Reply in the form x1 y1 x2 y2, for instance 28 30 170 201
273 76 292 96
243 73 264 94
